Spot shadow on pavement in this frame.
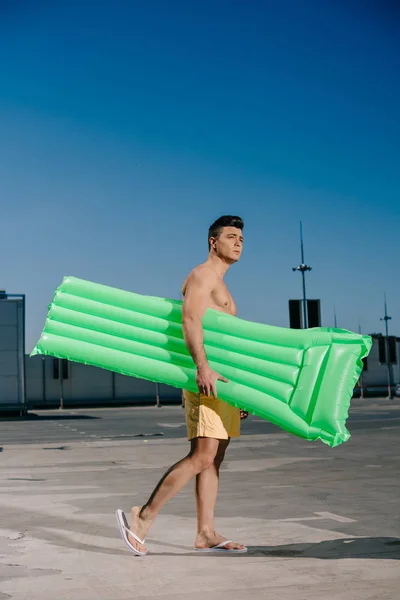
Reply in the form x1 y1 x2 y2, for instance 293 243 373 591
147 537 400 559
210 538 400 559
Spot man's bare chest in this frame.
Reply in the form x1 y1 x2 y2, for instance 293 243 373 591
210 283 236 315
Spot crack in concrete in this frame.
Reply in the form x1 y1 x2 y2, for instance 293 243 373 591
1 564 61 573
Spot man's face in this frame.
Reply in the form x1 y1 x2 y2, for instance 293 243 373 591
211 226 244 263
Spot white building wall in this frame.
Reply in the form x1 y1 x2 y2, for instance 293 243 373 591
360 336 399 390
114 372 155 400
25 355 181 408
0 297 25 412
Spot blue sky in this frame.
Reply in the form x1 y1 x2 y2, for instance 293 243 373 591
0 0 399 351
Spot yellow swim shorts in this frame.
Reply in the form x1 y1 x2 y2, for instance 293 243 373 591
182 389 241 441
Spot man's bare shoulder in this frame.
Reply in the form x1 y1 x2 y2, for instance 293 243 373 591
190 263 218 281
182 264 218 295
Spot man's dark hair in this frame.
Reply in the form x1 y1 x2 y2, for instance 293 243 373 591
208 215 244 250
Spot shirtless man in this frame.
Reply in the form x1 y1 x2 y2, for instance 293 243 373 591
116 215 248 555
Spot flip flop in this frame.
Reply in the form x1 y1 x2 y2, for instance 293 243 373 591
115 509 148 556
194 540 248 553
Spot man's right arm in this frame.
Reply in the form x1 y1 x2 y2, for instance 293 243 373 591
182 268 228 396
182 269 214 369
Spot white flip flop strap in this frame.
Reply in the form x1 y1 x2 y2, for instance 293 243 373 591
124 525 145 546
213 540 233 549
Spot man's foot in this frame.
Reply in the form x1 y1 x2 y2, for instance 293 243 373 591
195 530 246 551
127 506 152 554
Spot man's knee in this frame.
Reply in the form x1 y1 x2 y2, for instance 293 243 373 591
192 452 216 472
190 438 219 472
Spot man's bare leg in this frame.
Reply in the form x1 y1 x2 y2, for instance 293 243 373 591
194 439 245 550
195 439 228 533
127 437 219 553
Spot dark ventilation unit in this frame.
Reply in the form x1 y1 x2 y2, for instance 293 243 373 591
289 300 303 329
307 299 321 328
378 336 386 364
388 336 397 364
289 299 321 328
53 358 69 379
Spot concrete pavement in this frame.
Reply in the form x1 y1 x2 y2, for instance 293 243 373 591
0 398 399 600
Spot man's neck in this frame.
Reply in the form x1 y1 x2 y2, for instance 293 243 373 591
205 255 230 278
